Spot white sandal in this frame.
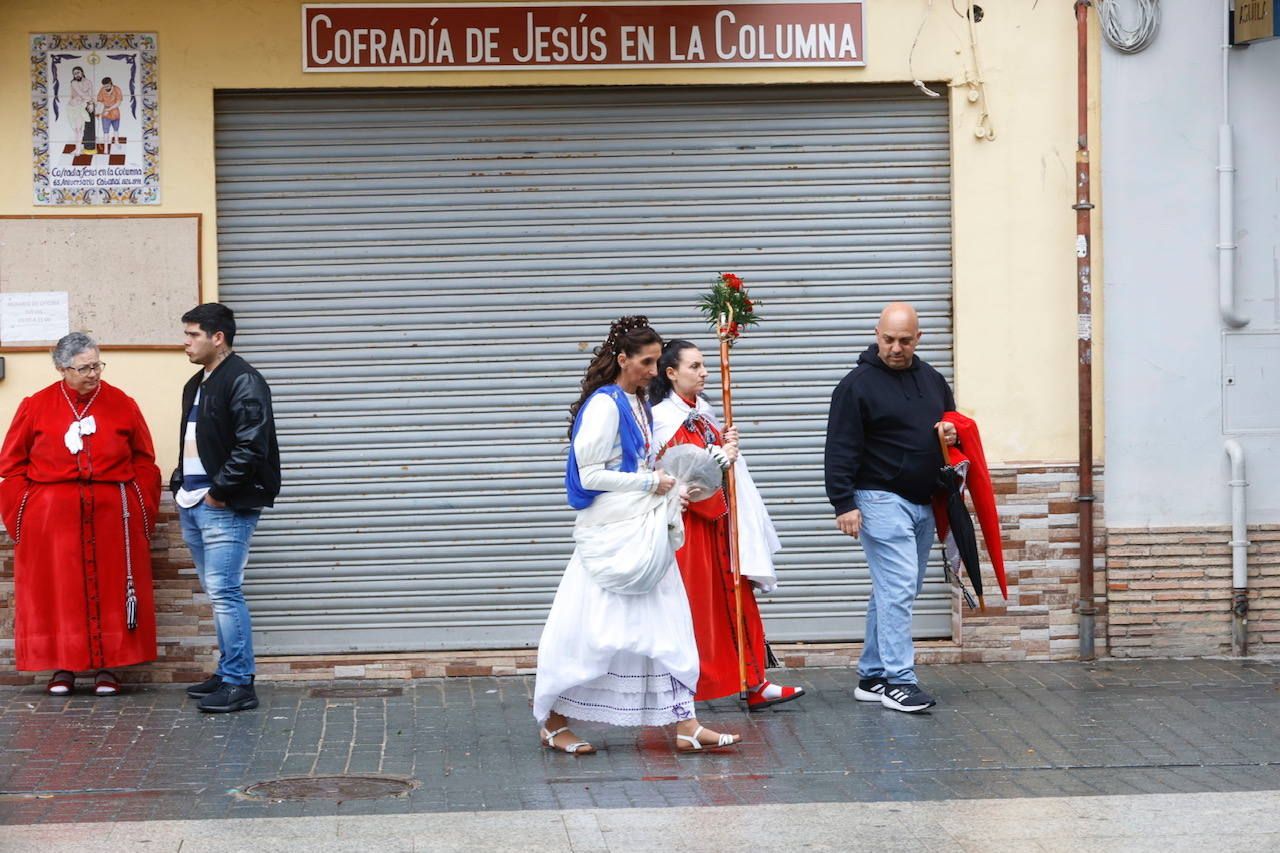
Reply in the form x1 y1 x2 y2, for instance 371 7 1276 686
540 726 595 755
676 725 739 752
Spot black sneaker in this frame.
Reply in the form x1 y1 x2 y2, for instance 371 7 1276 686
881 682 936 713
197 682 258 713
854 677 888 702
185 674 223 698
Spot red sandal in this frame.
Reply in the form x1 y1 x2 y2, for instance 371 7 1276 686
46 670 75 695
746 680 805 711
93 670 121 696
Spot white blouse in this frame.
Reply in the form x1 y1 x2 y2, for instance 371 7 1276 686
573 391 658 496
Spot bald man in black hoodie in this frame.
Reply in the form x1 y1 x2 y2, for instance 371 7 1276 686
824 303 958 713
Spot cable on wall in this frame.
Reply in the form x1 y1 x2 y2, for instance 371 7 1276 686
1097 0 1160 54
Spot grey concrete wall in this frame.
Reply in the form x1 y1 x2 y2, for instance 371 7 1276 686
1102 0 1280 526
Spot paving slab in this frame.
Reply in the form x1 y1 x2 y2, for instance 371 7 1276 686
0 660 1277 829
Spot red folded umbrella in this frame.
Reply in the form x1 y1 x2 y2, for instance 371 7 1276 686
931 412 1009 602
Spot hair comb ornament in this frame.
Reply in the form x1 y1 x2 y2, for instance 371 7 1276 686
603 315 651 356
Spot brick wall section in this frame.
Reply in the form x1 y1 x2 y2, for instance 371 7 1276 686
0 503 219 686
771 464 1108 668
2 469 1257 684
148 506 222 683
953 464 1108 662
1107 524 1280 658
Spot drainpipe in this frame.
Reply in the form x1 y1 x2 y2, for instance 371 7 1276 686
1219 0 1249 328
1074 0 1097 661
1224 440 1249 655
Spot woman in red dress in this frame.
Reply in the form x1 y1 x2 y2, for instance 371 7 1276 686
651 340 803 709
0 333 161 695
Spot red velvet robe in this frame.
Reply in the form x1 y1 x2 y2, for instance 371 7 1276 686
665 408 767 700
0 380 161 671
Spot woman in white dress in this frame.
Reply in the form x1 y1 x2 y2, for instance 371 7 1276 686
533 316 741 755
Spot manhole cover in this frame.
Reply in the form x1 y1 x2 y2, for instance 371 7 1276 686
242 774 417 801
309 686 403 698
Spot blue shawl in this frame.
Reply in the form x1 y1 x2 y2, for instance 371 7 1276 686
565 385 650 510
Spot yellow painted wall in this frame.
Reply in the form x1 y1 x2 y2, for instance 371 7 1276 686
0 0 1102 466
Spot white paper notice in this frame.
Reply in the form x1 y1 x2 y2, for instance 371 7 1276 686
0 291 70 343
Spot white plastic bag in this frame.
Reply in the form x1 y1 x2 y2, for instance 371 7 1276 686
658 443 724 501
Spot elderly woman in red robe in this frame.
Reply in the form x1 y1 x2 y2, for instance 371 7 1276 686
651 339 804 710
0 333 161 695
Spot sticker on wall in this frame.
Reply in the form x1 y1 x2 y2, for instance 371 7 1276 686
30 33 159 205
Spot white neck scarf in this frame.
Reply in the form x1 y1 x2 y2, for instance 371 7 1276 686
60 382 101 455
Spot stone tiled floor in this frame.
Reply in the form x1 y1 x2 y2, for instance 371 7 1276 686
1 660 1278 825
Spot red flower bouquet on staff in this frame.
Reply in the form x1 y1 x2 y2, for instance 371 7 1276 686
698 272 760 347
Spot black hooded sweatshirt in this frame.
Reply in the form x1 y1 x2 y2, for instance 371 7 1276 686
824 344 955 513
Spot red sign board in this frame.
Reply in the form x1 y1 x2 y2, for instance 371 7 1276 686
303 2 865 71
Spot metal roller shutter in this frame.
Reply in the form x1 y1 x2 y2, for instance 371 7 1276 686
213 84 954 655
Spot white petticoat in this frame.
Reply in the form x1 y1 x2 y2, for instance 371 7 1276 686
533 549 699 727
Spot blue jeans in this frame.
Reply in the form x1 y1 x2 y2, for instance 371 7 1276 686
179 502 261 685
856 489 934 685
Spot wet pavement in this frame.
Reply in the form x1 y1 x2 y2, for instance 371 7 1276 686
1 660 1278 829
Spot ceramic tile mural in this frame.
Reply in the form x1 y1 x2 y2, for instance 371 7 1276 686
31 33 159 205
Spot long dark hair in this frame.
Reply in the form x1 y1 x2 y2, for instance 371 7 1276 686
648 339 699 403
568 316 663 437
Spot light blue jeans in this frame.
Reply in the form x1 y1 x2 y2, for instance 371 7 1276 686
179 502 261 686
856 489 934 685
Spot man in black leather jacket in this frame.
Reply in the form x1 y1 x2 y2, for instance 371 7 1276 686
172 303 280 714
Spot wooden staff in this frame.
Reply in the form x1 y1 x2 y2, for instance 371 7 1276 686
718 307 749 701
